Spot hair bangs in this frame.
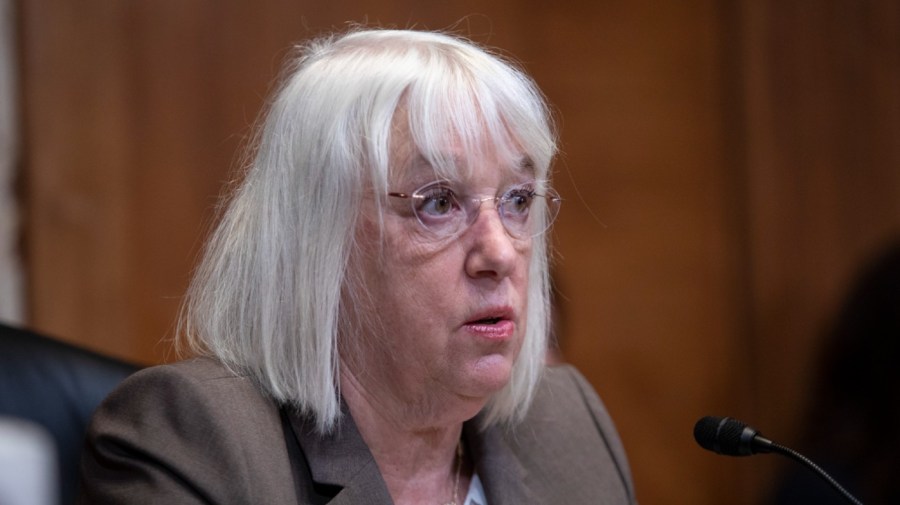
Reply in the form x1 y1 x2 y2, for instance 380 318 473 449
402 47 554 185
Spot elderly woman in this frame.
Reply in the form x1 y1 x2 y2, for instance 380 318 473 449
79 29 635 504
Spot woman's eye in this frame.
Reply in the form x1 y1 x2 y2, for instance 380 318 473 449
504 188 534 215
417 187 457 216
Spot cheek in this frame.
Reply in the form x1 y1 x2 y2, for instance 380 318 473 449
375 250 459 323
360 224 458 314
380 218 463 280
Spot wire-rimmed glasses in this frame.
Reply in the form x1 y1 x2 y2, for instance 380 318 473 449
388 180 562 240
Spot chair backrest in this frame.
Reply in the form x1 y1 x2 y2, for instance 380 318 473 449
0 324 140 505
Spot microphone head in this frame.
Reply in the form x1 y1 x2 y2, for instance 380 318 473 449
694 416 768 456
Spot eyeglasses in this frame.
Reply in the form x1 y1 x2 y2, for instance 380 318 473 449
388 180 561 240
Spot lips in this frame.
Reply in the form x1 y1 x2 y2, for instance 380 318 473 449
464 307 514 326
463 307 516 341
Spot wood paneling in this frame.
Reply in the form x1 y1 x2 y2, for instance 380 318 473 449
18 1 900 503
739 0 900 494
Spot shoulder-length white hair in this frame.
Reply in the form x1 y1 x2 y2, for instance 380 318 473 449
180 29 558 434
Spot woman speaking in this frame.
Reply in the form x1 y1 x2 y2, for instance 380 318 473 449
78 29 636 505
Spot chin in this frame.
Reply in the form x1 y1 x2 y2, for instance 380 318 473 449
465 354 514 395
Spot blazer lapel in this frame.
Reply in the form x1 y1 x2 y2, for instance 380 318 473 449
286 409 394 505
465 421 538 505
284 407 539 505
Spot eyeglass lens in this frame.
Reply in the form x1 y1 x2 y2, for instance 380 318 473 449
400 182 560 239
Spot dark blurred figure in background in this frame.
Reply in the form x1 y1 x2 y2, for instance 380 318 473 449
771 239 900 504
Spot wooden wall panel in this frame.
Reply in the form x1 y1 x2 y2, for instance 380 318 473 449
736 0 900 498
741 0 900 453
21 1 139 357
528 3 757 503
18 0 900 504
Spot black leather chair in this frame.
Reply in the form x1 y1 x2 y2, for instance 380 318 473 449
0 323 140 505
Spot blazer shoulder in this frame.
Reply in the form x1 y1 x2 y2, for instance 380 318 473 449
93 357 273 431
514 364 637 503
112 356 257 398
80 358 296 504
538 365 619 431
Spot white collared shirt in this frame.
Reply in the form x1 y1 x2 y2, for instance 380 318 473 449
463 473 487 505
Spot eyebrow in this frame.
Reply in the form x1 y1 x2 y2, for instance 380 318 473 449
515 156 536 175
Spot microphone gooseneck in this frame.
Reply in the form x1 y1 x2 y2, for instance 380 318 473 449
693 416 864 505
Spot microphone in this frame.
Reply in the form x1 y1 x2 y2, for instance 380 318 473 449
693 416 864 505
693 415 774 456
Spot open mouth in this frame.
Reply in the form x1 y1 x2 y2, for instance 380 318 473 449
470 316 503 325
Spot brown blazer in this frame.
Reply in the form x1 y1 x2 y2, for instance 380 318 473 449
78 358 636 504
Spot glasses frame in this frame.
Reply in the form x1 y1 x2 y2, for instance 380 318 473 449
387 180 561 241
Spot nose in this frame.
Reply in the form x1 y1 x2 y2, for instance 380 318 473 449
463 202 520 281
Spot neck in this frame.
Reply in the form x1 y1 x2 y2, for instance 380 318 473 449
340 368 471 505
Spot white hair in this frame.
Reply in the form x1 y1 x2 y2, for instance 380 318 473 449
180 29 557 433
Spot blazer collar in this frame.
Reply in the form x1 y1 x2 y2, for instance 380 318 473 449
286 406 537 505
464 419 538 505
287 403 394 505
